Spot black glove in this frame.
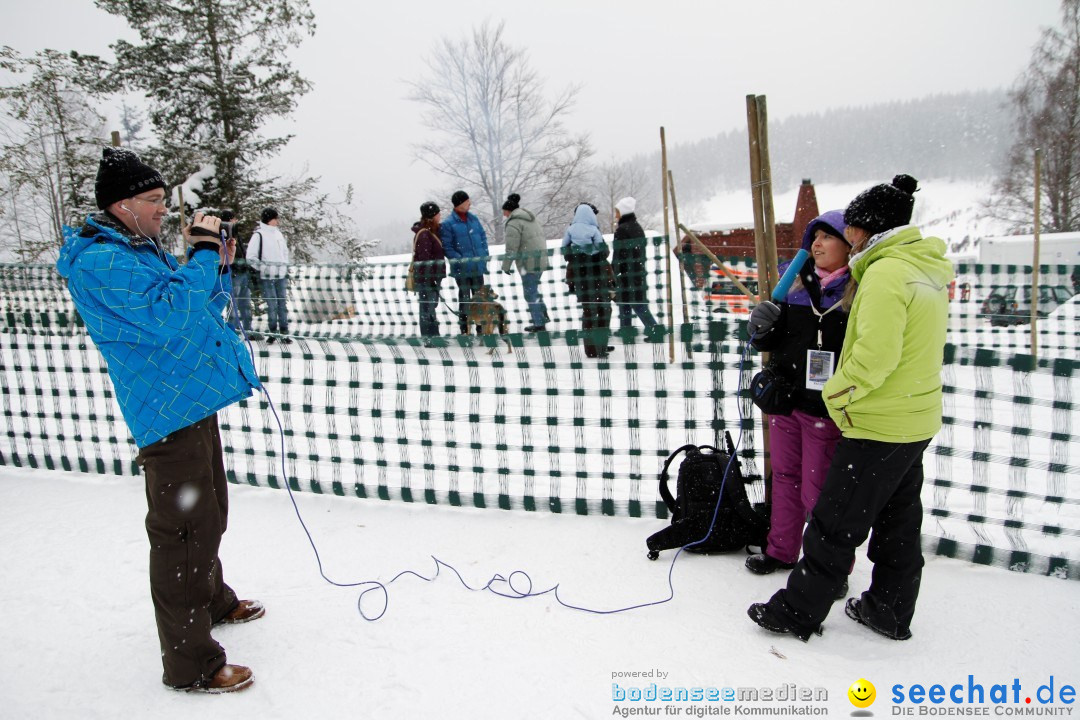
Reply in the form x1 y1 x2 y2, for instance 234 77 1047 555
747 300 781 338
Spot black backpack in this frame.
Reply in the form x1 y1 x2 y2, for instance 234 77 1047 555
646 433 769 559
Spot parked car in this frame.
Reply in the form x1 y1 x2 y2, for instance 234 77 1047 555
979 284 1075 326
1048 293 1080 320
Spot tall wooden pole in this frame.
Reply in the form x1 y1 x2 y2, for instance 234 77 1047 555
660 127 675 361
1031 148 1042 360
668 170 690 326
755 97 780 297
746 97 768 301
745 95 773 487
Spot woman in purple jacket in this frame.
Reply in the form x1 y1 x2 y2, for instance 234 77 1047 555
413 201 447 345
744 211 854 593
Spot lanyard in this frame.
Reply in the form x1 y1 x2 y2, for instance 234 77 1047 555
809 296 843 348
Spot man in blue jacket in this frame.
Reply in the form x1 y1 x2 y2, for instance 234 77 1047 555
56 148 263 694
440 190 490 334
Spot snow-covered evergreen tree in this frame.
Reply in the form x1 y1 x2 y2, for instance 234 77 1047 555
0 48 109 262
97 0 369 261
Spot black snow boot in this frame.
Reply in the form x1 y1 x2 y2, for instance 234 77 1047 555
845 597 912 640
835 579 849 601
747 603 822 642
745 553 795 575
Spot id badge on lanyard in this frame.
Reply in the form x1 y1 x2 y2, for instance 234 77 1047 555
805 349 835 391
806 294 843 391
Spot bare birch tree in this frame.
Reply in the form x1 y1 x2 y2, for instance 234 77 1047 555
408 21 592 243
590 157 656 233
988 0 1080 233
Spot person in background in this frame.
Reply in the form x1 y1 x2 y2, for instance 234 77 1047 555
248 207 291 343
441 190 489 334
56 147 263 693
222 210 252 336
679 235 711 291
748 174 953 642
743 210 853 599
501 193 551 332
562 202 613 359
611 196 662 342
413 201 447 346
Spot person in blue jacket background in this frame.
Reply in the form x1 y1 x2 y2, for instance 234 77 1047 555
440 190 490 334
56 147 264 694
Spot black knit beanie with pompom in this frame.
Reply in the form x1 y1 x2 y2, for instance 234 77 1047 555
843 174 919 235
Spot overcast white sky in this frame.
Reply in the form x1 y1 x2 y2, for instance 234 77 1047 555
1 0 1063 238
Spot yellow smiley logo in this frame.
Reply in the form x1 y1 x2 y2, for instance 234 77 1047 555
848 678 876 708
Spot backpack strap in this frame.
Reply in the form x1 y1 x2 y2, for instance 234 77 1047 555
719 431 769 529
657 444 697 514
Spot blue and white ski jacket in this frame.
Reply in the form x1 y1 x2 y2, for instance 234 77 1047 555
56 213 261 447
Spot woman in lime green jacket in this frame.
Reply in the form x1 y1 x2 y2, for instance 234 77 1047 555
749 174 954 642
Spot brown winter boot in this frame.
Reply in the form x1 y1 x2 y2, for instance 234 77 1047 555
169 664 254 694
216 599 266 625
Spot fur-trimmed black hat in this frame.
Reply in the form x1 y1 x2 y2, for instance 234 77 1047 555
843 174 919 235
451 190 469 208
94 147 166 210
420 201 440 219
502 193 521 212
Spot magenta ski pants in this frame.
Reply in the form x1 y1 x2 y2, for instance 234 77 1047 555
766 409 842 564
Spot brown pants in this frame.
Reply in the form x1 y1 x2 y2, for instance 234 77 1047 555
137 414 239 687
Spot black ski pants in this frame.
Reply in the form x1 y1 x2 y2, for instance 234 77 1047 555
137 414 239 687
767 436 932 636
572 255 613 357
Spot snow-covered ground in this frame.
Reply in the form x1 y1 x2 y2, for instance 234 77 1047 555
1 466 1077 719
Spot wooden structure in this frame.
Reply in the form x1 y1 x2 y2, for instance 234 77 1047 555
676 179 820 289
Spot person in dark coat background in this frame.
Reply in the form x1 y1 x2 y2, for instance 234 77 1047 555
562 202 614 358
413 201 447 345
440 190 489 334
612 197 662 342
742 210 853 591
223 210 253 335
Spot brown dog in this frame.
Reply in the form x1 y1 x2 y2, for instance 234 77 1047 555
465 285 512 354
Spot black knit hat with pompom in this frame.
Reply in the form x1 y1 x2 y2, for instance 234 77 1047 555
844 174 919 235
502 193 521 212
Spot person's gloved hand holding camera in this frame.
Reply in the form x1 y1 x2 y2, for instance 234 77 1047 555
183 212 234 266
747 300 781 339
